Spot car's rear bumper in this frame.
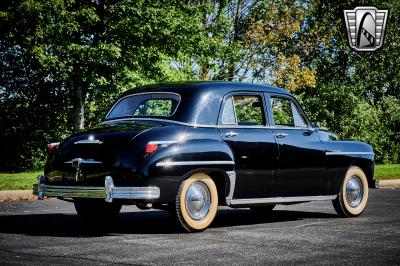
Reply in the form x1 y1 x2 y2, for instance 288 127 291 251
33 175 160 203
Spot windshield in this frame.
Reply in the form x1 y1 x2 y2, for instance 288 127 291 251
106 93 180 120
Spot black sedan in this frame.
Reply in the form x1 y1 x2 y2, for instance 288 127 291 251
33 81 375 232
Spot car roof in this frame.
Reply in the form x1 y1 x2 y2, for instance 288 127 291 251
121 81 291 97
109 81 292 126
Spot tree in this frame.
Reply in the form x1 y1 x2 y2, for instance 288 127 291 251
0 0 203 170
0 0 399 170
298 0 400 163
172 0 317 89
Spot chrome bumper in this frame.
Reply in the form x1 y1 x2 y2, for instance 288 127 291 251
33 175 160 203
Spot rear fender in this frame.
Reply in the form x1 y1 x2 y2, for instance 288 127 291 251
142 139 235 178
139 139 235 203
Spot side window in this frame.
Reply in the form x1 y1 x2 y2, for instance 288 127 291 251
221 96 236 124
271 97 306 127
291 102 307 127
221 94 265 126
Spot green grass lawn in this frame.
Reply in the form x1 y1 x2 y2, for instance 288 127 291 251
0 165 399 190
375 164 400 180
0 171 42 190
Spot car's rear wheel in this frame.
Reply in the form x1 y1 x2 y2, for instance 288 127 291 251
250 204 276 217
333 166 369 217
74 198 122 221
171 173 218 232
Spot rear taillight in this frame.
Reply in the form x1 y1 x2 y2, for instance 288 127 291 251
145 143 159 154
48 142 60 154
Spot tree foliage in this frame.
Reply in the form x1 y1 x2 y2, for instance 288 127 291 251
297 0 400 163
0 0 399 171
0 0 202 170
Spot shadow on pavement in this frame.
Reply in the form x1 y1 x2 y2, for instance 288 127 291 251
0 208 337 237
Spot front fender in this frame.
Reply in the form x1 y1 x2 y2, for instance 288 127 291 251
323 140 375 193
323 140 374 157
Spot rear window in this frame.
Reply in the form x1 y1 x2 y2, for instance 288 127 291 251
106 93 180 119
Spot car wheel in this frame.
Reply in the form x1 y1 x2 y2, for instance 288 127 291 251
74 198 122 221
250 204 276 217
172 173 218 232
333 166 369 217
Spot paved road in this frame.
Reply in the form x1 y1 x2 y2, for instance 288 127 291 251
0 189 399 265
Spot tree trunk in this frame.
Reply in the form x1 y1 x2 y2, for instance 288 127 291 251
72 78 85 132
199 1 208 80
200 66 209 80
227 64 235 81
226 0 242 81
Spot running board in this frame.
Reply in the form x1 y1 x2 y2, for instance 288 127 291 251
229 195 337 207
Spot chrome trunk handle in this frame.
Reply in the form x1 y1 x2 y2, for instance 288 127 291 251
275 133 288 138
225 132 239 138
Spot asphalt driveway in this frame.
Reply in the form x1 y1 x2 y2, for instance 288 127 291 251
0 189 399 265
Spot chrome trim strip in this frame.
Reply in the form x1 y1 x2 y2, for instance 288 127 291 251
226 171 236 204
229 195 337 206
101 117 215 128
156 160 235 167
74 139 103 144
218 125 269 129
148 140 179 145
326 152 375 156
64 158 103 164
101 118 320 130
33 176 160 202
218 124 315 130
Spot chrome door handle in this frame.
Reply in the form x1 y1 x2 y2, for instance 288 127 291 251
275 133 288 138
225 132 239 138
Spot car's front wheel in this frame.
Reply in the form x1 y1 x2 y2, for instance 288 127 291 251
74 198 122 221
171 173 218 232
333 166 369 217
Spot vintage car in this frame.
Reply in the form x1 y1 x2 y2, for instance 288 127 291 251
33 81 375 232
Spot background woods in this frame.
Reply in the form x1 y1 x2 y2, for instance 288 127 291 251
0 0 399 171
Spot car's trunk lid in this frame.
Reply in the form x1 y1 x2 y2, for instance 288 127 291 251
45 120 159 185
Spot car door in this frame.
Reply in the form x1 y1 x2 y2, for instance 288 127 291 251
218 92 279 199
267 94 326 197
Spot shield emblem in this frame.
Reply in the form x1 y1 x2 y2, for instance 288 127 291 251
344 6 388 51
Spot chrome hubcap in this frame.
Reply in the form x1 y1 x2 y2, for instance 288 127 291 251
185 181 211 220
346 175 363 207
